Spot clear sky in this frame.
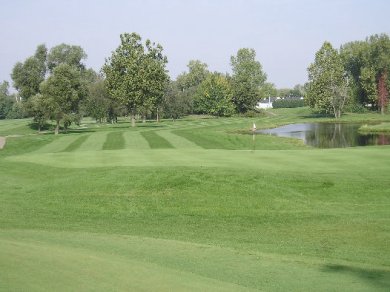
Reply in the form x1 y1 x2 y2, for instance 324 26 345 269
1 0 389 89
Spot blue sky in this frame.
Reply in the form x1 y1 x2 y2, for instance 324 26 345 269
1 0 389 89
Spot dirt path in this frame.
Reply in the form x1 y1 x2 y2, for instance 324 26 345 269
0 136 6 149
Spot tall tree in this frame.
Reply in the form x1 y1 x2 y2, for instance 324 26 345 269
40 64 88 134
306 42 349 118
341 34 390 112
181 60 209 89
87 77 111 123
194 72 235 117
162 81 193 120
47 44 87 73
378 71 389 114
230 48 267 113
103 33 169 127
369 34 390 114
0 81 15 119
26 94 53 131
11 44 47 101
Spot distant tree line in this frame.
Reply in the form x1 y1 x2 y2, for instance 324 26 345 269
2 32 388 131
2 33 275 131
306 33 390 118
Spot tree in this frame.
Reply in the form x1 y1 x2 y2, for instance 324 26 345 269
180 60 209 90
378 71 389 114
87 77 111 123
259 82 277 99
47 44 87 73
162 81 192 119
27 94 53 131
103 33 169 127
11 44 47 101
230 48 267 113
194 72 235 117
0 81 15 119
306 42 349 118
341 34 390 112
40 64 88 134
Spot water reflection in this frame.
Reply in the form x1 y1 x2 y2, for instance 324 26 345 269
258 123 390 148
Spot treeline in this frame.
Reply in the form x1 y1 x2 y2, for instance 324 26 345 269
0 33 272 132
1 32 307 132
306 33 390 118
1 32 388 130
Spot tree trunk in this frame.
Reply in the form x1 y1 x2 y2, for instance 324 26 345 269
156 107 160 123
131 110 136 127
142 115 146 123
55 120 60 135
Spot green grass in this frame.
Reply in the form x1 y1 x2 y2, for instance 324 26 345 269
122 131 151 149
103 131 125 150
62 135 89 152
140 130 174 148
359 122 390 133
0 108 390 291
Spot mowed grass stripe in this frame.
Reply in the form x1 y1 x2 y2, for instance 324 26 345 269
33 135 81 153
140 131 174 149
157 130 202 149
0 120 30 132
61 135 89 152
123 131 150 149
103 131 125 150
76 131 108 151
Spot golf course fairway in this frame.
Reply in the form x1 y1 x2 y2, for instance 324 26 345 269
0 111 389 291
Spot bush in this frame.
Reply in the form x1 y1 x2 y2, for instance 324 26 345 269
6 102 27 119
237 109 265 118
272 99 305 108
344 102 369 113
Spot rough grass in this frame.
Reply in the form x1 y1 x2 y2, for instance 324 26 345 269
0 109 390 291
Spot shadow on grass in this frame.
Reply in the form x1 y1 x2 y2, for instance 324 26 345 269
28 122 54 132
322 264 390 288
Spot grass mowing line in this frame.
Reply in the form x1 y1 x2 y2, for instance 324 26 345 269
1 230 388 291
7 147 390 171
140 131 174 149
156 130 203 149
76 131 108 152
122 131 150 149
61 135 89 152
33 135 81 153
103 131 125 150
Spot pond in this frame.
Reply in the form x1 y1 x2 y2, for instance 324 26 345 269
257 123 390 148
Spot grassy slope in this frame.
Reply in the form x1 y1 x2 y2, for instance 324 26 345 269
0 108 390 291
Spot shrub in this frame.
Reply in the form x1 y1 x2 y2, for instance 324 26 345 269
272 99 305 108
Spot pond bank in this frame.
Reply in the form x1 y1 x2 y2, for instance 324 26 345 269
359 122 390 133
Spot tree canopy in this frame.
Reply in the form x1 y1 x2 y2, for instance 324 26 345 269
40 63 88 134
340 34 390 114
230 48 267 113
194 72 235 117
306 42 349 118
103 32 169 126
11 44 47 101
